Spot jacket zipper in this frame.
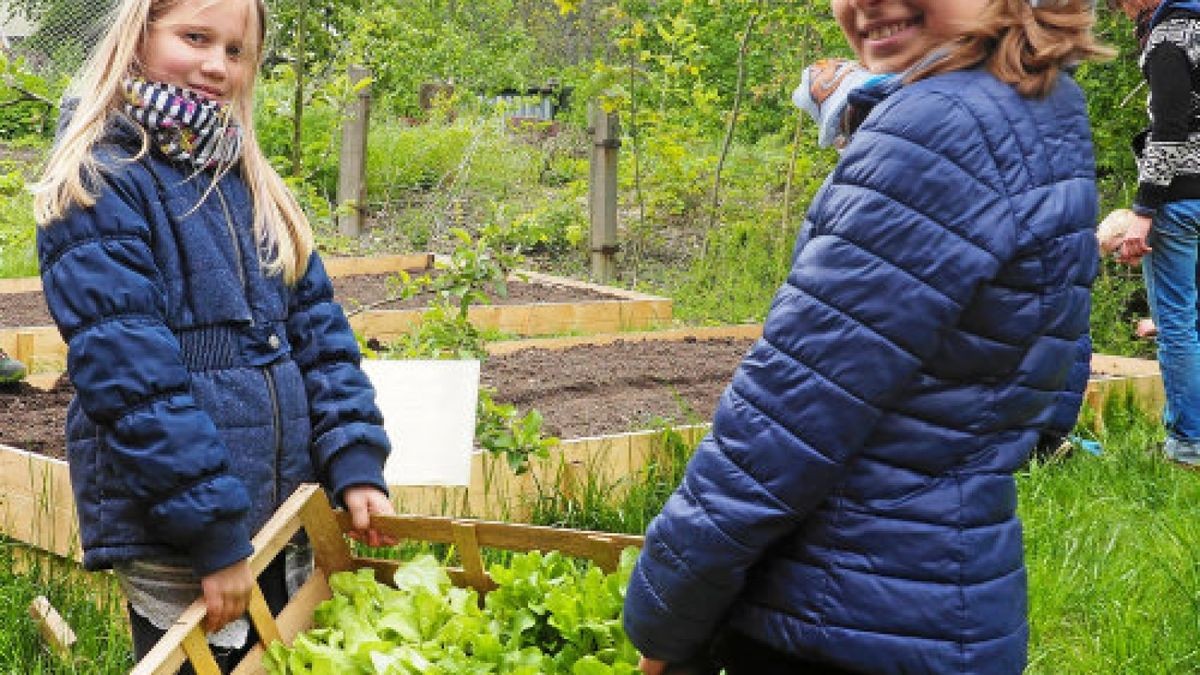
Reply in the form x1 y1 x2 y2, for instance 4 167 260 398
264 365 283 505
215 179 282 502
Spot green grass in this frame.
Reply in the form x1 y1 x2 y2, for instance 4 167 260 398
0 545 131 673
1024 396 1200 673
0 148 46 279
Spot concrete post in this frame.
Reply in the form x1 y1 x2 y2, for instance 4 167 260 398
337 65 372 237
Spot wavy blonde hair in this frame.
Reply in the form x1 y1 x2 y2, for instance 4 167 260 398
31 0 313 284
911 0 1114 97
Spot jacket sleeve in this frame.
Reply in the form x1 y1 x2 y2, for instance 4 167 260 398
623 92 1019 661
37 164 253 577
286 252 390 503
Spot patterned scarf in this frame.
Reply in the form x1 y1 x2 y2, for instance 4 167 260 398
1139 0 1200 47
122 77 242 169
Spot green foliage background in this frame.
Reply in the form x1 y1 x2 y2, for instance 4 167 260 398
0 1 1162 352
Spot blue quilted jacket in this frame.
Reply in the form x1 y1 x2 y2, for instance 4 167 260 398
624 68 1099 673
38 116 390 577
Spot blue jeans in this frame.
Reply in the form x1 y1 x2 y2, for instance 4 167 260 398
1144 200 1200 445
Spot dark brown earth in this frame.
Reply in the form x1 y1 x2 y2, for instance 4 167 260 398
0 272 621 328
0 377 74 459
0 337 755 459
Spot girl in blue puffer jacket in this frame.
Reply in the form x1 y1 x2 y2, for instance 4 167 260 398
626 1 1110 674
31 0 394 670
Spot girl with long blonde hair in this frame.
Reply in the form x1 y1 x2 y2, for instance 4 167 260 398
33 0 394 670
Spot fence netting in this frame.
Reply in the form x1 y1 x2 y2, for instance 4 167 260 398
0 0 114 78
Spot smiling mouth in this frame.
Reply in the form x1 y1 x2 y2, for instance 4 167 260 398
191 86 224 101
862 17 921 41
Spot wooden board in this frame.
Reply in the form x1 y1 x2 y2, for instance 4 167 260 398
0 442 78 561
347 295 673 342
322 253 433 278
0 254 436 296
131 483 643 675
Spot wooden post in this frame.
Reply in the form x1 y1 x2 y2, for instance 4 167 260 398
289 0 308 179
337 65 372 237
588 102 620 283
15 331 34 369
28 596 76 656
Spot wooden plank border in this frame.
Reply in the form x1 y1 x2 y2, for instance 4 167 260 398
0 442 79 561
0 254 436 296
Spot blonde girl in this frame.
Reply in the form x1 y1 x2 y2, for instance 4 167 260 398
33 0 394 670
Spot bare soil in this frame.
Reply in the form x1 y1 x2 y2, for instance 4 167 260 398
0 336 755 460
0 272 622 328
0 378 74 460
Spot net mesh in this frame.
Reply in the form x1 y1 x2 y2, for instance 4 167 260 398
0 0 114 78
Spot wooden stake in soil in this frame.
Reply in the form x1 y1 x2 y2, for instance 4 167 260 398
588 102 620 284
337 65 372 237
15 331 34 369
28 595 76 656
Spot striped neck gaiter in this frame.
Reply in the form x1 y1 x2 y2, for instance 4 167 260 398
122 77 242 170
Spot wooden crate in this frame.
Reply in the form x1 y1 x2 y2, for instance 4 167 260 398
130 483 643 675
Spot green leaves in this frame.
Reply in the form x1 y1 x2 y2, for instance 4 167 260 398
264 549 642 674
476 388 558 475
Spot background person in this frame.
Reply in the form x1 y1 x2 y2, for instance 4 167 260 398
624 0 1109 673
1112 0 1200 465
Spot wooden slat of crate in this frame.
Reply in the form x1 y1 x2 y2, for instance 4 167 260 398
133 483 643 675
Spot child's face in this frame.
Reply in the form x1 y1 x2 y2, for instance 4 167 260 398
831 0 990 73
138 0 256 103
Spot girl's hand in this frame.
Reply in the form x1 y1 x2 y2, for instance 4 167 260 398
1116 213 1153 265
200 560 254 633
344 485 397 548
639 656 668 674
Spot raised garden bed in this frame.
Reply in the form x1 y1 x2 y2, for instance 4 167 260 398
0 324 1165 559
0 254 672 372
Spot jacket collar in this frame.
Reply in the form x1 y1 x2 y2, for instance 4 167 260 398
843 50 949 141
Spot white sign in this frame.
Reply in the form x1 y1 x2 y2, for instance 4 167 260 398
360 359 480 487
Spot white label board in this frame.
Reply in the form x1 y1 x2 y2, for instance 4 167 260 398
361 359 480 487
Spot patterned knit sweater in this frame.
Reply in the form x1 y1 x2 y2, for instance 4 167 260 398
1135 9 1200 214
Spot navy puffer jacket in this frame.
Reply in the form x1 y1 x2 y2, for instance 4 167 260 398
38 116 390 577
624 69 1098 673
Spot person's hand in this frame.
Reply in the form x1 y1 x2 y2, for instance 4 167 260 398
344 485 396 548
1097 208 1136 255
1116 213 1153 265
200 559 254 633
639 656 668 675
